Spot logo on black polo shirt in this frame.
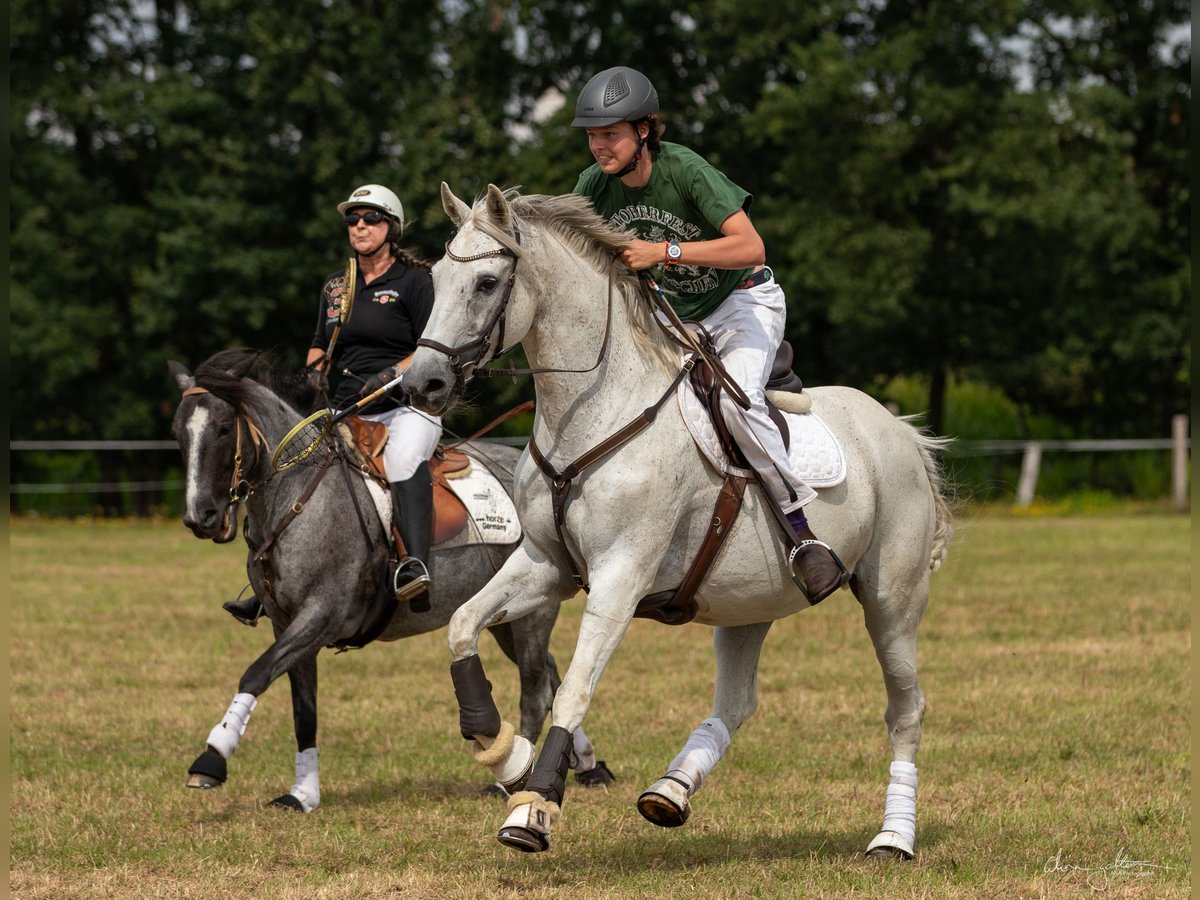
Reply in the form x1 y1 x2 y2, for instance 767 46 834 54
373 289 399 304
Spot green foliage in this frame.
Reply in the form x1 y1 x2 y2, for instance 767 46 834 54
9 0 1190 508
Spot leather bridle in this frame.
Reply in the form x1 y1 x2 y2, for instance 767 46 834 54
181 387 270 503
416 222 618 395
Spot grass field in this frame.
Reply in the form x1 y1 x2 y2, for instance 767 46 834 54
9 508 1191 898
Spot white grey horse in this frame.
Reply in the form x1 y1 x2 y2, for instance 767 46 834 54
169 348 611 812
404 186 954 858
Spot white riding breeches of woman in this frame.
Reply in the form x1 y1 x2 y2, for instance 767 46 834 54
698 271 817 513
360 405 443 482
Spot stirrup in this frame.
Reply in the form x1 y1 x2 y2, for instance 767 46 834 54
393 557 431 602
787 540 850 604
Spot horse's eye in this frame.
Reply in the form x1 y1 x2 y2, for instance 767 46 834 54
477 276 499 294
217 424 232 437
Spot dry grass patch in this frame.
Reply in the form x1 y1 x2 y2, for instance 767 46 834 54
9 512 1190 898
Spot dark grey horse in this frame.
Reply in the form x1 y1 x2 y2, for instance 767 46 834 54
169 349 610 811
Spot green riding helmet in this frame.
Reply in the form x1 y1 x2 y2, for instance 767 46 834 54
572 66 659 127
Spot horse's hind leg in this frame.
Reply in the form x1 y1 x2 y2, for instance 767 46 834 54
859 567 930 861
638 622 773 828
266 654 320 812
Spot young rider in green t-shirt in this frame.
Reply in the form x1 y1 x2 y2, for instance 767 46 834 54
571 66 848 604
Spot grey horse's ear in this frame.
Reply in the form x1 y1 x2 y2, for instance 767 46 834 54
441 182 471 227
168 360 195 393
484 183 511 230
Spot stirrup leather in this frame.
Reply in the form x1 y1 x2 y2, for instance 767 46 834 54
787 539 849 603
393 557 431 602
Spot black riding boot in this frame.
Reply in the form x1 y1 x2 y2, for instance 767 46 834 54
222 586 264 627
390 460 434 612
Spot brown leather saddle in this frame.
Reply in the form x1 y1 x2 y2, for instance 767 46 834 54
341 416 469 546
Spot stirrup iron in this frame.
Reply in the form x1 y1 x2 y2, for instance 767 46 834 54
787 539 849 604
393 557 431 602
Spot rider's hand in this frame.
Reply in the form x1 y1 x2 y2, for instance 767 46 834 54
302 363 328 395
359 364 400 398
619 239 671 272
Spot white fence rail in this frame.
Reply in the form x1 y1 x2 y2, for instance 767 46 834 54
9 418 1190 510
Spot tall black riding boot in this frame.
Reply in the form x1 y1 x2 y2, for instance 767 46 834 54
390 460 434 612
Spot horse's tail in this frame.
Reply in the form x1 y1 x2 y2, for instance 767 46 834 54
899 416 955 572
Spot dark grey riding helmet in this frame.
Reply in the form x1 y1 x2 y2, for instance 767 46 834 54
571 66 659 127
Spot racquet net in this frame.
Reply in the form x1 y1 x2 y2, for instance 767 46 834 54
272 409 337 472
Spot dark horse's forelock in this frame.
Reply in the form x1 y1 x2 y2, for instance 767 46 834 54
193 348 311 411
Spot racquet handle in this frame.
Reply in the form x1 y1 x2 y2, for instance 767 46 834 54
331 372 406 425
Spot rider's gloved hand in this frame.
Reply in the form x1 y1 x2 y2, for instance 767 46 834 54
359 364 400 398
301 363 328 396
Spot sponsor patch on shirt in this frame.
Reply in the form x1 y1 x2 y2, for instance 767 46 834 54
372 289 399 304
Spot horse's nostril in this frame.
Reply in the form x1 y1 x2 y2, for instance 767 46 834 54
426 378 446 395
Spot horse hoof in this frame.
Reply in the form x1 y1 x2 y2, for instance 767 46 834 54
497 799 553 853
186 747 227 788
497 825 548 853
479 782 509 799
865 830 914 860
267 794 306 812
637 776 690 828
574 761 615 788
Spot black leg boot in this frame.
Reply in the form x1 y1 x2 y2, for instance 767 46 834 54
222 585 264 626
390 461 434 612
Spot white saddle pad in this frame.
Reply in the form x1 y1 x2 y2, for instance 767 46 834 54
678 382 846 488
442 462 523 545
365 457 522 548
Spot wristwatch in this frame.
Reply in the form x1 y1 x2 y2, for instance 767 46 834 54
665 240 682 265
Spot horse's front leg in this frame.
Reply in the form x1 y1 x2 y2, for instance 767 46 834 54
186 601 336 793
638 622 773 828
448 541 576 796
496 564 649 853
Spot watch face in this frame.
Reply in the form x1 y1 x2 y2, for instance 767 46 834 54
667 241 682 260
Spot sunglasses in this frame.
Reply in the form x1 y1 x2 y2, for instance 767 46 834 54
344 211 388 226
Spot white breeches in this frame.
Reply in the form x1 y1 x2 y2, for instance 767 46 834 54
361 405 442 482
698 275 816 512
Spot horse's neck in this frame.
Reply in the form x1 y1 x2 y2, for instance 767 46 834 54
241 384 308 512
520 251 676 453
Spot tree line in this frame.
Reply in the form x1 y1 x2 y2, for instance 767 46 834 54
10 0 1190 506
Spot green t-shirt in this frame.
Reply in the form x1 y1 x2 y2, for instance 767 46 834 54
573 141 753 320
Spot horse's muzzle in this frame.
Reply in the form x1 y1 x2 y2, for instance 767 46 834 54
183 503 238 543
405 352 460 416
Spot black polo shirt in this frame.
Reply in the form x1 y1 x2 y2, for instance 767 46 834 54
311 259 434 411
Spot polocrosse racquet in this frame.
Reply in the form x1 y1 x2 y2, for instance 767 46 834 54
271 369 405 472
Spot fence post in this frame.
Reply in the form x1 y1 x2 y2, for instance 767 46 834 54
1015 442 1042 507
1171 414 1189 512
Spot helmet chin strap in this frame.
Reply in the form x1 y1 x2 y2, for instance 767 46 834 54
613 129 648 178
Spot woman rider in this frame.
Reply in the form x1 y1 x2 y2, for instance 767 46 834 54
224 183 440 623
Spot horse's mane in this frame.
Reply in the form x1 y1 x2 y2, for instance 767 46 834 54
193 348 317 413
470 190 678 374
